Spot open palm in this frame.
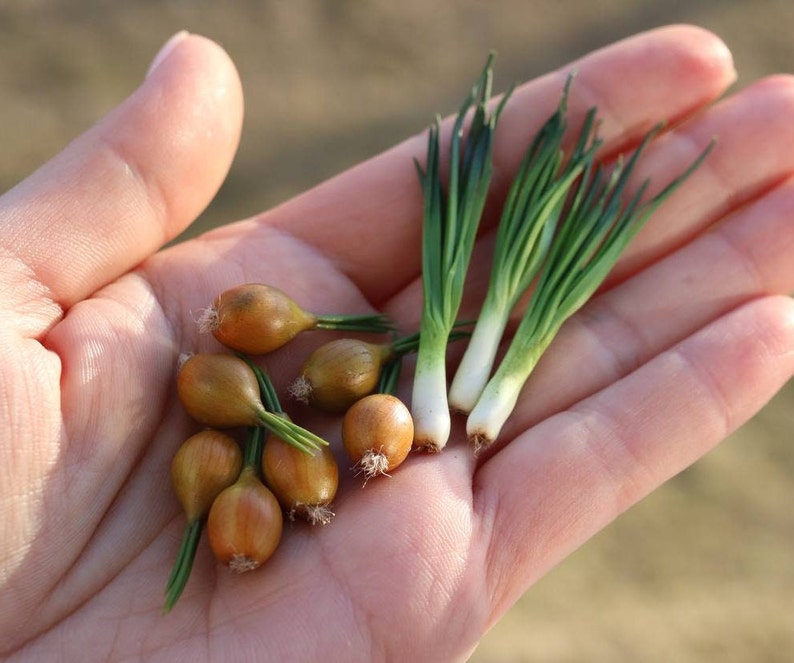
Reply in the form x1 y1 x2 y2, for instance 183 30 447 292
3 27 794 662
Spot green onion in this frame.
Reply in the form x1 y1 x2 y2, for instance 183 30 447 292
467 125 715 450
449 75 601 413
411 53 512 452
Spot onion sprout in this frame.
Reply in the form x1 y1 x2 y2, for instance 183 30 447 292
412 53 513 452
163 519 202 613
467 125 715 449
449 75 601 412
236 352 328 455
242 425 265 469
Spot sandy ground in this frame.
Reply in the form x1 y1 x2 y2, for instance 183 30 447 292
1 2 792 660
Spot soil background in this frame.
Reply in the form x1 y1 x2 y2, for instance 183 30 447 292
1 2 792 661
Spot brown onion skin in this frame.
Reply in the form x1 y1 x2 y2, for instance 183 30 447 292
207 466 283 573
210 283 317 355
342 394 414 473
262 429 339 512
171 430 243 523
297 339 393 413
177 353 265 428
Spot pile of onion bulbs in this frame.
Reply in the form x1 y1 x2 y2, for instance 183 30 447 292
165 283 420 612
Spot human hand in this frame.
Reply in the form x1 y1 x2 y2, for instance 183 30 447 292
2 26 793 661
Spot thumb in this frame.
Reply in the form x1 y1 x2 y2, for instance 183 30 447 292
0 32 243 335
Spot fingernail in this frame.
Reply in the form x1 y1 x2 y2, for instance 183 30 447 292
146 31 189 78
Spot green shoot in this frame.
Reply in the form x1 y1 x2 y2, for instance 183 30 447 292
235 351 327 455
411 53 512 452
467 126 715 449
449 74 601 412
313 312 394 334
163 519 202 613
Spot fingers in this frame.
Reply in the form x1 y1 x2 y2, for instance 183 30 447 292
254 25 735 305
608 74 794 284
0 33 243 336
476 295 794 624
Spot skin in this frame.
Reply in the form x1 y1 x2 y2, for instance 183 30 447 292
1 26 794 661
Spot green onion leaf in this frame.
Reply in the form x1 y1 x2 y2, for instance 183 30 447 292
235 351 328 455
411 53 512 452
449 75 602 413
467 124 714 450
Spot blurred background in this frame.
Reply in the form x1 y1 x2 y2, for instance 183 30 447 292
1 1 792 660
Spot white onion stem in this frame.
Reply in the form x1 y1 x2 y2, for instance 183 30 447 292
466 371 525 451
466 338 547 450
411 349 451 453
448 309 508 413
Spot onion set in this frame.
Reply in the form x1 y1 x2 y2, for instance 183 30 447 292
164 430 243 612
199 283 392 355
240 355 340 524
203 427 283 573
176 352 328 455
342 393 414 480
289 333 423 413
262 423 339 525
207 463 283 573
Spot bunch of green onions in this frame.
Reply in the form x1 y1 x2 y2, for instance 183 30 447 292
465 124 712 449
414 59 713 452
411 53 513 452
448 74 599 413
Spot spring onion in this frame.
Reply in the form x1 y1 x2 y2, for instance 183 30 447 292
467 125 715 450
448 75 601 412
411 53 512 452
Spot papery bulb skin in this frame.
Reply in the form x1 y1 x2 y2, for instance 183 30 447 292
292 339 393 413
262 428 339 526
177 353 266 428
342 394 414 480
171 430 243 522
201 283 317 355
207 466 283 573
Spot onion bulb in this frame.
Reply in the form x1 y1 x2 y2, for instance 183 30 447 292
199 283 316 354
171 430 243 523
289 338 394 413
342 393 414 480
207 466 283 573
177 353 267 428
177 353 329 456
164 430 243 612
198 283 392 355
262 425 339 526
